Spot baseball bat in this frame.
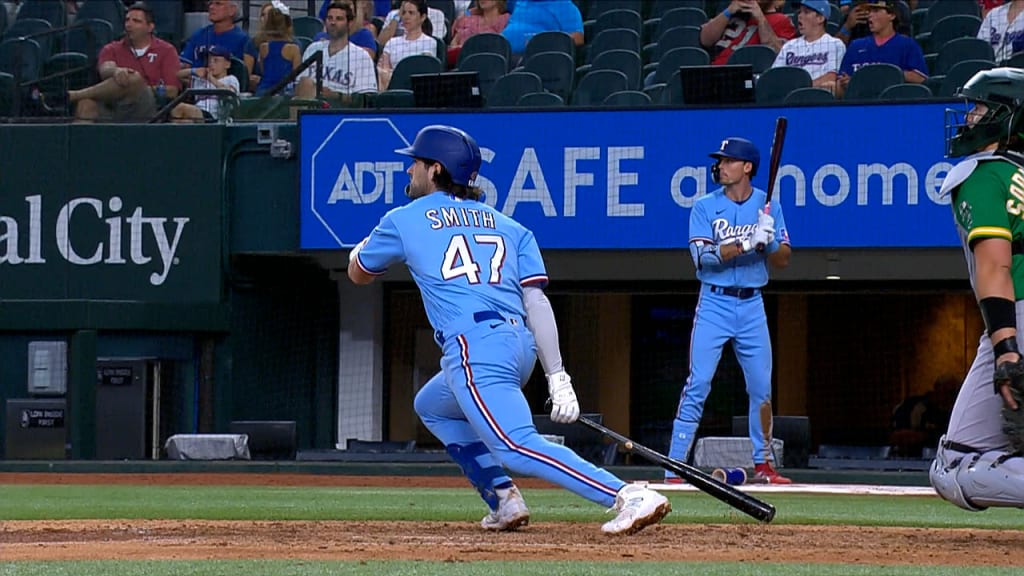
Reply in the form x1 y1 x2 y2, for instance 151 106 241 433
756 116 788 251
577 416 776 523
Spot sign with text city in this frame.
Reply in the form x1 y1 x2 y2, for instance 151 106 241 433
299 104 958 250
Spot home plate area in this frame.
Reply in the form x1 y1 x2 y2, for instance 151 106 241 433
635 481 938 496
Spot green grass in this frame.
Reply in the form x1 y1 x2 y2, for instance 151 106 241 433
3 484 1022 576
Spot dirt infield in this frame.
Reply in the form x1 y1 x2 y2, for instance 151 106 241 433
1 473 1018 566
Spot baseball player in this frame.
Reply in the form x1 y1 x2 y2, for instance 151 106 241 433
932 67 1024 511
666 137 793 484
348 125 671 534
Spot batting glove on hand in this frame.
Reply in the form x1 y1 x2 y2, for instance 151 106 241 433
757 212 775 231
750 225 774 249
547 371 580 424
349 237 368 265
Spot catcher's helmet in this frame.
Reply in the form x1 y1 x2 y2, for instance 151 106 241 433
946 67 1024 158
709 137 760 181
395 125 482 186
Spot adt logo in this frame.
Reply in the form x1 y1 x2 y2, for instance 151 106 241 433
309 118 412 247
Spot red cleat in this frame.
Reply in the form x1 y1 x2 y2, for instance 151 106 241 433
752 463 792 484
664 477 686 485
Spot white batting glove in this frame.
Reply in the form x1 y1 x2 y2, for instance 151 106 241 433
349 237 368 265
750 226 774 249
757 211 775 231
546 371 580 424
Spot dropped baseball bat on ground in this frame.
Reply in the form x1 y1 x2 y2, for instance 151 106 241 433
576 416 776 523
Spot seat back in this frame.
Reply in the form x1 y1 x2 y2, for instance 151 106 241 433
3 18 53 61
0 37 42 83
229 56 249 93
571 68 628 106
64 18 114 63
75 0 126 36
487 71 543 107
524 31 575 61
938 59 994 97
458 52 507 101
587 0 643 20
587 28 640 63
923 14 982 54
879 82 933 100
933 36 994 76
784 86 836 104
920 0 980 33
524 50 575 101
650 0 706 19
16 0 66 27
516 91 565 107
652 25 701 61
0 71 13 116
456 32 511 71
39 51 91 95
602 89 650 106
292 16 324 41
652 46 708 85
150 0 184 47
654 7 707 41
591 48 641 90
726 44 777 74
844 63 904 100
755 65 812 105
389 54 442 91
375 88 416 108
592 9 643 40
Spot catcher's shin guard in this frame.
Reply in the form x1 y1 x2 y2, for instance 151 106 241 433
930 439 1024 510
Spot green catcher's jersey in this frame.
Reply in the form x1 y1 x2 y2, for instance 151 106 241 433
949 157 1024 301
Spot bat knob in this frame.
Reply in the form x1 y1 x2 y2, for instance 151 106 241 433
624 441 633 450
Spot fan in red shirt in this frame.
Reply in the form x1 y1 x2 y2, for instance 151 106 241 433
701 0 797 65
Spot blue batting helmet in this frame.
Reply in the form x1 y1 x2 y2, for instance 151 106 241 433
395 125 482 186
709 137 760 176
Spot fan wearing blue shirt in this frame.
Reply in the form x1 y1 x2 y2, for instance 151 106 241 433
501 0 583 54
836 0 926 97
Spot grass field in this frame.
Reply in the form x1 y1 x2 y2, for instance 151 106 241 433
2 482 1021 575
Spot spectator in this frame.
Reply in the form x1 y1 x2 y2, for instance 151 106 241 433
180 0 258 79
295 1 377 104
836 0 912 45
59 2 180 122
978 0 1024 63
980 0 1007 18
447 0 511 67
889 374 958 458
377 0 447 44
252 1 302 95
315 0 379 59
501 0 583 55
836 0 927 97
377 0 437 90
322 0 392 22
172 45 240 121
773 0 846 91
702 1 796 66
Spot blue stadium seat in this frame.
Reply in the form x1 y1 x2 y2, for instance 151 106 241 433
0 37 42 84
591 49 642 90
917 14 982 54
784 86 835 104
64 18 114 62
388 54 442 91
878 83 933 101
653 7 707 41
727 44 777 74
937 59 994 97
3 18 53 61
458 52 507 102
602 89 650 106
524 51 575 101
75 0 126 36
150 0 184 48
515 91 565 107
844 63 904 101
457 33 511 71
375 88 415 108
487 71 543 107
524 31 575 62
587 28 641 64
755 66 812 105
16 0 66 27
571 69 628 106
591 9 643 40
292 16 324 42
645 46 708 86
933 37 994 76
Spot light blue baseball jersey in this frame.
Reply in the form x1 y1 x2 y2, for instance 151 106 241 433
357 193 549 334
689 187 790 288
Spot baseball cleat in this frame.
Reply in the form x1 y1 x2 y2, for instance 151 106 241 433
751 463 792 484
601 485 671 535
481 486 530 531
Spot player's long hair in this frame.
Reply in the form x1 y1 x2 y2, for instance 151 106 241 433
433 168 481 201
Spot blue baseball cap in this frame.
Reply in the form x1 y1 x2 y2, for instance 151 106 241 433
796 0 830 18
709 137 760 174
207 45 232 59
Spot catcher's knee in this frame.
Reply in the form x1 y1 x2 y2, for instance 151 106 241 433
930 441 1024 511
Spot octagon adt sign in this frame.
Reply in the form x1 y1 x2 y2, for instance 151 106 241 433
303 117 412 248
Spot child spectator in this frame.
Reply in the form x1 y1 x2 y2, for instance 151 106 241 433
172 45 240 121
836 0 927 97
772 0 846 91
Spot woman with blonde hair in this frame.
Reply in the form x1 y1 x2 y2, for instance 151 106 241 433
253 0 302 95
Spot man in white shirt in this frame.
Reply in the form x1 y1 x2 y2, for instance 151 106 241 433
978 0 1024 64
771 0 846 91
296 1 377 103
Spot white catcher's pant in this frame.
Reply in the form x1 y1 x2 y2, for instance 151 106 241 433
929 302 1024 509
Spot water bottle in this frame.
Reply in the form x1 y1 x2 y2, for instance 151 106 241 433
156 80 167 100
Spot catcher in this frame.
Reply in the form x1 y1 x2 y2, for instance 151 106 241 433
933 67 1024 510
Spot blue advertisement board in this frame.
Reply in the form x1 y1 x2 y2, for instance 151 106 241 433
299 104 958 250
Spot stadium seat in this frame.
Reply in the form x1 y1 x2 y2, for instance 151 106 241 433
150 0 184 48
662 68 684 104
591 9 643 40
458 52 506 101
374 88 415 108
515 91 565 107
524 51 575 101
0 37 42 84
1005 51 1024 68
524 31 575 61
387 54 442 91
487 71 543 107
650 0 706 19
587 0 643 21
75 0 126 36
646 46 708 86
784 86 836 104
39 51 91 96
932 37 994 76
937 59 994 97
456 33 511 71
653 7 707 41
292 16 324 42
843 63 904 100
755 66 812 105
426 0 456 26
727 44 777 74
571 69 628 106
645 25 701 64
0 71 12 116
591 48 642 90
64 18 114 62
3 18 52 61
587 28 641 64
296 36 313 53
0 5 6 37
16 0 66 27
917 14 982 54
878 82 933 100
918 0 980 34
643 81 666 104
229 56 249 93
602 89 651 106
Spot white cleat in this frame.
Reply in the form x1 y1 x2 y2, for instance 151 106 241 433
481 486 530 531
601 484 671 535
